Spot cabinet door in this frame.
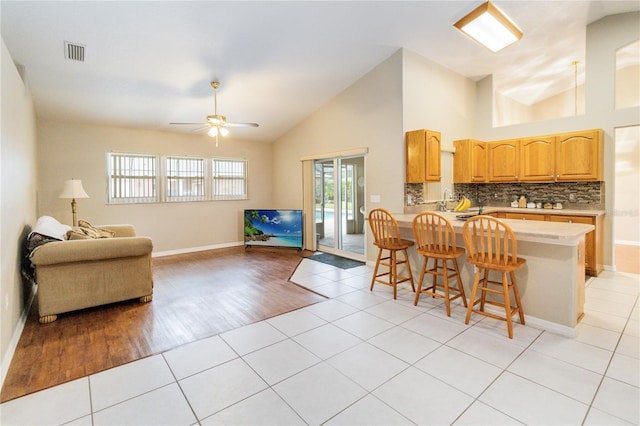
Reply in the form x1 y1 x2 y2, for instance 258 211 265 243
471 141 487 182
549 215 595 273
504 212 546 221
520 136 555 181
555 130 602 181
406 129 440 183
454 139 486 183
488 140 519 182
425 131 441 182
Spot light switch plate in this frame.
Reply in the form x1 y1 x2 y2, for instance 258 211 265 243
370 195 381 203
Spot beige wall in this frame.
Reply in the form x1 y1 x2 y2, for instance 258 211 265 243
37 121 274 253
475 12 640 270
1 39 38 378
272 50 404 260
271 48 477 262
402 49 477 148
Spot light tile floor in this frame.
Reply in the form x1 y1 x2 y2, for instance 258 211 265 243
1 260 638 425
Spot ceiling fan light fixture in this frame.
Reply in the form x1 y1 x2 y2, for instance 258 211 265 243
207 126 229 137
454 1 522 53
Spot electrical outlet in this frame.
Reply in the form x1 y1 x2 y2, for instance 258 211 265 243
569 193 576 202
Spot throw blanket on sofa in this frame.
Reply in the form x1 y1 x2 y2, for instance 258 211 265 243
22 232 62 286
22 216 71 286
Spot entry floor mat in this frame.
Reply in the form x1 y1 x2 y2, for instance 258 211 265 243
308 252 365 269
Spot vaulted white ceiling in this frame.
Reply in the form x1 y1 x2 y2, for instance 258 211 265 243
2 1 638 143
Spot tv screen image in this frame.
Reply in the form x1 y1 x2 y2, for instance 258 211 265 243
244 209 303 249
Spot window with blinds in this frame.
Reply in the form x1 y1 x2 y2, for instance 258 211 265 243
212 159 248 200
108 153 158 203
166 156 205 201
107 153 247 204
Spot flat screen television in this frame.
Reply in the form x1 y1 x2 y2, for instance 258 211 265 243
244 209 303 249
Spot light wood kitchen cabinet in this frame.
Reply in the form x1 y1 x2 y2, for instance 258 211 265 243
504 212 546 221
453 139 487 183
549 214 603 276
488 139 519 182
520 136 555 182
406 129 441 183
555 130 603 181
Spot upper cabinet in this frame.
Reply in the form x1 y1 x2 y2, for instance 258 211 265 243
453 139 487 183
520 136 555 182
488 139 519 182
555 130 603 181
454 129 603 183
406 129 441 183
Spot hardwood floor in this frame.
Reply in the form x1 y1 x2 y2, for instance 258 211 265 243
0 246 326 402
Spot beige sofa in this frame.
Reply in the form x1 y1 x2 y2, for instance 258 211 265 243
30 224 154 323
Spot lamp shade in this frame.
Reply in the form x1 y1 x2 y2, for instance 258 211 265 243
59 179 89 199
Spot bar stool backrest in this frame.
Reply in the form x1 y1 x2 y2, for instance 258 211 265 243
412 211 458 255
462 215 519 267
368 208 402 247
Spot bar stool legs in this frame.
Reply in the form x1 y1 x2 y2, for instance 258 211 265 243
464 266 525 339
414 256 467 316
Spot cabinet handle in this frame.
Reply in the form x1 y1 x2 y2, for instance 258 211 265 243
569 220 573 223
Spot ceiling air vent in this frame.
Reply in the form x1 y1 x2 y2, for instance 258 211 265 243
64 41 85 62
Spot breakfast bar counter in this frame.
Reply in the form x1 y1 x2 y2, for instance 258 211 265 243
393 211 595 336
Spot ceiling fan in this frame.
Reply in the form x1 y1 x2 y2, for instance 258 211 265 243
170 81 259 146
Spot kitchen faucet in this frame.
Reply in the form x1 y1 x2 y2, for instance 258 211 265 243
440 188 452 212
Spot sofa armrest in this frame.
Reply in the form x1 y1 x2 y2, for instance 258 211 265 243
30 237 153 266
98 224 137 238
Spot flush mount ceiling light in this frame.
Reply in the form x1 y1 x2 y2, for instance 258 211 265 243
454 1 523 53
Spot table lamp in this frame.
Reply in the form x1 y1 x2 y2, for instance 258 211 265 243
59 179 89 226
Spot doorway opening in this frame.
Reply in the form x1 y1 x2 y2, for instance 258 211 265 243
314 156 365 261
614 125 640 274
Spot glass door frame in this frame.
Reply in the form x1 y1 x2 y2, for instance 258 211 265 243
314 155 365 261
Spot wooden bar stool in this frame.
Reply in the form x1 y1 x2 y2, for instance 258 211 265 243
412 211 467 316
462 215 526 339
368 208 415 299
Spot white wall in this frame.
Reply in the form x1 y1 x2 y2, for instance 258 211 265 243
475 12 640 269
1 38 38 380
37 121 274 253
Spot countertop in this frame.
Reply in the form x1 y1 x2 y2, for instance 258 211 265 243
394 210 595 246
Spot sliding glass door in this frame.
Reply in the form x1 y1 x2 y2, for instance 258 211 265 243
314 156 365 260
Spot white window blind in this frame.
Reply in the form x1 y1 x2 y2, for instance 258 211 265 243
212 159 247 200
108 153 158 203
166 156 205 201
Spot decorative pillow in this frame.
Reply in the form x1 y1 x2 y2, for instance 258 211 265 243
68 220 116 239
66 229 92 240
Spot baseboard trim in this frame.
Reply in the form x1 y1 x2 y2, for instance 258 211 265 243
152 241 244 258
478 305 577 338
1 288 36 392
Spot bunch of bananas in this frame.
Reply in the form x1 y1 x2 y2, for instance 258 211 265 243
453 196 471 212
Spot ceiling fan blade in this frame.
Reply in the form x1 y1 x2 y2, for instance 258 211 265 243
225 122 259 128
189 125 210 133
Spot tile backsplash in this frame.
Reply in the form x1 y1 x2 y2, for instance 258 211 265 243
406 181 604 209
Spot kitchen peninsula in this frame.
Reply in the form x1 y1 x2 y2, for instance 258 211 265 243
393 207 604 336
